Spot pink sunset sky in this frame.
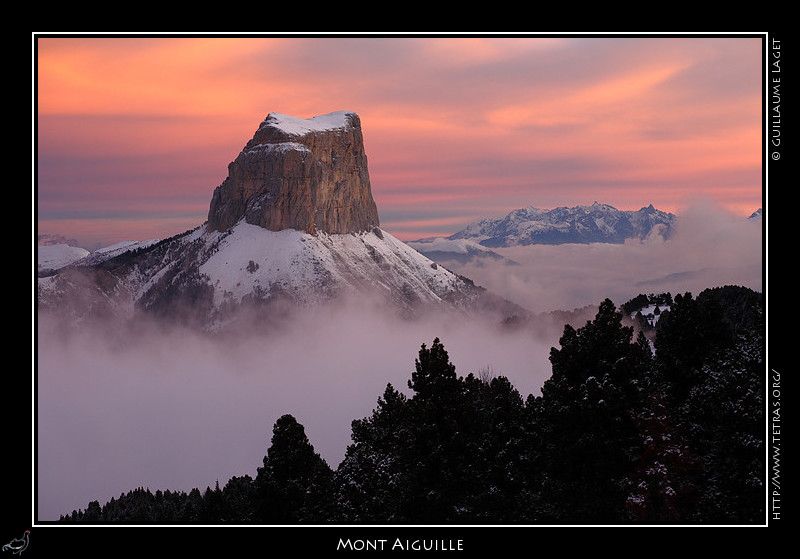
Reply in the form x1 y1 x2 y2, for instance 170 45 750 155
35 34 765 249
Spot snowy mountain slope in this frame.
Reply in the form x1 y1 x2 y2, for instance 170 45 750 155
37 222 514 330
196 222 478 309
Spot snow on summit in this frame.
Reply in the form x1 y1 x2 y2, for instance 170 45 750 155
260 111 355 136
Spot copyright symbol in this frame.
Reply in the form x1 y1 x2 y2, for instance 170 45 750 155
772 152 781 160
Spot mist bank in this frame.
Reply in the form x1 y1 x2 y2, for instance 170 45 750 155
36 302 556 522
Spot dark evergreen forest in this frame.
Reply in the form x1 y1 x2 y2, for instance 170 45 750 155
58 285 765 525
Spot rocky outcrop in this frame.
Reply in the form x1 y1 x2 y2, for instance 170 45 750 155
207 111 380 235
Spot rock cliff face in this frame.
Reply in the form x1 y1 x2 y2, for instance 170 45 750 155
207 111 380 235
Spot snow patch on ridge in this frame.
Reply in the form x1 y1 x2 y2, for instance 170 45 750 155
407 237 495 255
244 141 310 156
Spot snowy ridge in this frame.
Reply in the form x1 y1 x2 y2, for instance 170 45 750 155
36 239 160 273
406 237 497 255
37 244 90 272
404 236 510 266
86 239 161 261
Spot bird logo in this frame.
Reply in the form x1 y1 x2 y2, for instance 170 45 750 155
2 531 29 555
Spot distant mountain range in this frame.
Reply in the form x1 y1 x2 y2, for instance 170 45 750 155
406 202 673 265
408 203 762 265
449 202 675 247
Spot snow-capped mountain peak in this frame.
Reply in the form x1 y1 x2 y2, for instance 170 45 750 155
37 111 521 330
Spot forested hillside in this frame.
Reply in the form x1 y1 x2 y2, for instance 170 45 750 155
58 285 764 525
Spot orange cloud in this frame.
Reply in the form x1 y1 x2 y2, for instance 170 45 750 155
37 37 275 117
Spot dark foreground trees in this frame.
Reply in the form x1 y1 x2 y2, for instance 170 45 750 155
532 298 654 522
334 338 530 523
59 286 764 525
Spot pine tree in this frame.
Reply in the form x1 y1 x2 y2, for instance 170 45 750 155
535 299 652 523
83 500 102 522
336 338 464 523
625 390 702 522
457 373 529 522
254 414 334 523
408 337 460 401
220 475 256 523
678 334 764 523
334 383 412 522
179 488 206 523
648 286 764 523
403 338 470 522
202 481 224 523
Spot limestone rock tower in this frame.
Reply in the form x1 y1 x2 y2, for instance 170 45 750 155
207 111 380 235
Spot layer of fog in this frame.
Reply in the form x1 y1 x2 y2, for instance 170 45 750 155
37 305 555 522
36 201 763 522
453 201 763 314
